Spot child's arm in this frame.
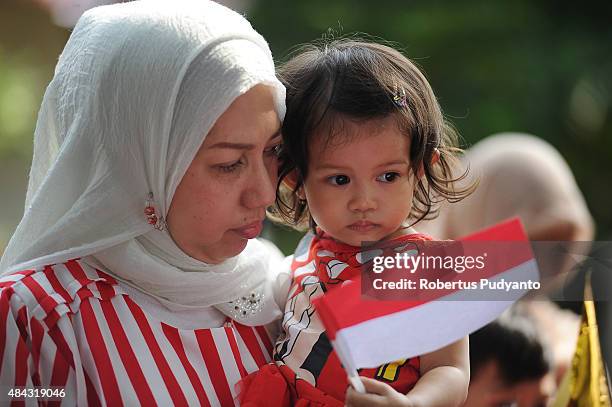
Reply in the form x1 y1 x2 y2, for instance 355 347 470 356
345 337 470 407
405 336 470 406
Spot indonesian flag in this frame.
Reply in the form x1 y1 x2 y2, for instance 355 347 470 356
313 218 539 374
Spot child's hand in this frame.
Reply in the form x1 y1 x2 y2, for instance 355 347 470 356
345 377 414 407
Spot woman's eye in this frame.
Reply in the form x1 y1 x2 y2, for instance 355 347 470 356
376 172 400 183
328 175 350 186
265 143 282 157
217 159 244 173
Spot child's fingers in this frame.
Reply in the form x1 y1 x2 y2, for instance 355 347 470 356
345 386 385 407
345 377 399 407
358 376 395 395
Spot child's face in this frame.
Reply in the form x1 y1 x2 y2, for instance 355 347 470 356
303 115 416 246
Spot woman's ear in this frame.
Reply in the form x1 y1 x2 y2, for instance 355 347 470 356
282 169 298 189
282 170 306 199
417 148 441 178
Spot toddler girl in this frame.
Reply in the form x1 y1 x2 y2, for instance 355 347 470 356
243 39 473 407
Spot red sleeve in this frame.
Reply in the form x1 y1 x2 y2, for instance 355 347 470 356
0 283 35 390
0 274 75 404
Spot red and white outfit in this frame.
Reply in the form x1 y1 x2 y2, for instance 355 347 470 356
1 259 275 406
240 232 431 406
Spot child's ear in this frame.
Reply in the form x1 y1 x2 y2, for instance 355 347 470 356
282 170 306 199
417 148 441 179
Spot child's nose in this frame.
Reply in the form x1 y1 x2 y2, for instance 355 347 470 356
348 188 377 212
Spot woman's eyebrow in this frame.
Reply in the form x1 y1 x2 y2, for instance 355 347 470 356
268 128 282 142
208 129 281 150
208 142 255 150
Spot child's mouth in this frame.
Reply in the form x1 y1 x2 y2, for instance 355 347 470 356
347 220 379 232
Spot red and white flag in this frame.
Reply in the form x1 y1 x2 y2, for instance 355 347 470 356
313 218 539 379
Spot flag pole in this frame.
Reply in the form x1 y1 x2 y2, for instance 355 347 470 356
348 370 366 394
335 337 366 393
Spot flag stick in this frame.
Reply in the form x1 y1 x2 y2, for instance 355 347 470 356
348 370 366 394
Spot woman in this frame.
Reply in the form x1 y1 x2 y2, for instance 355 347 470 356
0 1 286 405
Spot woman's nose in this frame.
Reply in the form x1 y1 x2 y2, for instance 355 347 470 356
241 158 277 209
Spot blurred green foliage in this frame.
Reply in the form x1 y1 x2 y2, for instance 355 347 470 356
0 0 68 161
0 0 69 252
0 0 610 255
249 0 612 246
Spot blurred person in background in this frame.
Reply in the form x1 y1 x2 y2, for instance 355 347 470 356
418 132 594 244
465 307 556 407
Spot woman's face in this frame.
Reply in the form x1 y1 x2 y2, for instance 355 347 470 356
166 85 281 264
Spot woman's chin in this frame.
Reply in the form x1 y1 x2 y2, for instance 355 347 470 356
226 237 249 257
203 237 249 263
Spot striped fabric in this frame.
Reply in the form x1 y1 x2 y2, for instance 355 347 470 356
0 259 273 406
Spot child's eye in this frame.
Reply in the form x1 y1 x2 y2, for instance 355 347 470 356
376 172 400 183
217 159 244 173
328 174 350 186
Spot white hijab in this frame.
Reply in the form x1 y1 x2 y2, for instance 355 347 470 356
0 0 286 313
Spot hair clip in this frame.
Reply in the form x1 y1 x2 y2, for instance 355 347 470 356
144 192 165 231
393 88 408 109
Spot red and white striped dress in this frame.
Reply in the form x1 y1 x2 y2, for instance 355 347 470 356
0 259 274 406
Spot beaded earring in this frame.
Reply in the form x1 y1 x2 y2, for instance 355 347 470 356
144 192 165 231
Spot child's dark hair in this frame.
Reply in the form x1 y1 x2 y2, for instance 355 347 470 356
271 38 474 231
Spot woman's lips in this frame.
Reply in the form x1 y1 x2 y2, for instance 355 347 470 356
347 220 379 232
233 221 263 239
